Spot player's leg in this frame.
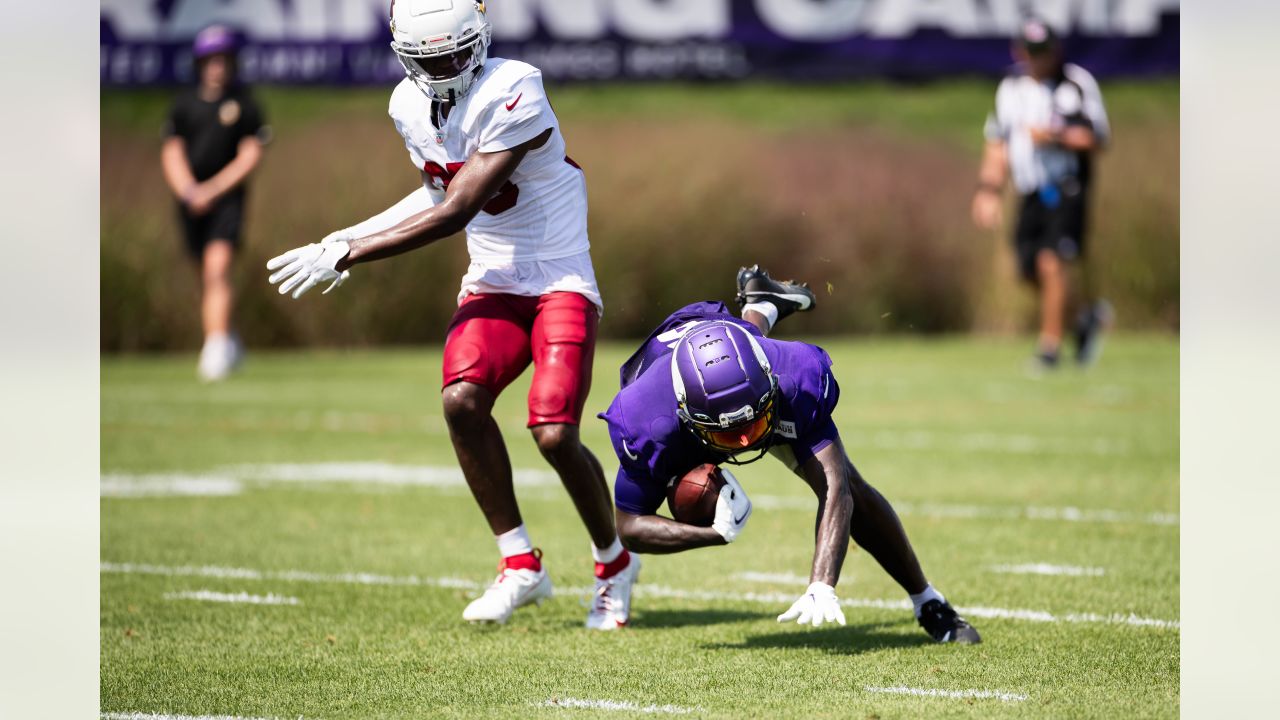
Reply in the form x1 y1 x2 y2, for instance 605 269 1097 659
201 239 234 339
195 196 245 381
442 294 551 623
1061 191 1114 366
840 451 981 644
528 291 637 630
1034 247 1067 361
735 264 816 336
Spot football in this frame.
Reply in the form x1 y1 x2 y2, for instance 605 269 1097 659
666 463 728 526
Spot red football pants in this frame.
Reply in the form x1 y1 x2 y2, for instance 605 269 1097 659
442 291 598 426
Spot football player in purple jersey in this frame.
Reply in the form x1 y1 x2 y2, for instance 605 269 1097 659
598 266 981 643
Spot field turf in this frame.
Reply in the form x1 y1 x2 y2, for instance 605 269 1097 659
101 335 1178 718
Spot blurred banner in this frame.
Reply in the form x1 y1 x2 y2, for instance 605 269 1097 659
102 0 1178 86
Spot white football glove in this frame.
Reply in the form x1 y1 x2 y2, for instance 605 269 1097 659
777 581 846 627
266 241 351 299
711 469 752 543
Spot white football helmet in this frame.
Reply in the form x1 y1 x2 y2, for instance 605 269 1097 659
389 0 492 103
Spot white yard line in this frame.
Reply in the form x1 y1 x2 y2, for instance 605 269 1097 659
100 562 1179 630
865 685 1028 702
100 561 477 589
100 474 243 498
753 494 1178 526
100 466 1179 528
163 590 300 606
734 571 812 585
990 563 1106 577
540 698 699 714
101 713 285 720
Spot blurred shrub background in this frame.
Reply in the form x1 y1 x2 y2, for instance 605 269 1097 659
101 80 1177 351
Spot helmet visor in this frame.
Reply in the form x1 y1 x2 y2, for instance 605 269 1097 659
697 399 777 455
410 46 476 80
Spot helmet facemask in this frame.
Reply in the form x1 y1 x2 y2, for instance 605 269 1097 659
680 381 780 465
391 19 490 104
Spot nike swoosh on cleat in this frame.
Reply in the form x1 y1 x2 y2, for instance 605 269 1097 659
505 93 523 111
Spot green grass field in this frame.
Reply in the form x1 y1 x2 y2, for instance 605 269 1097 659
101 335 1178 718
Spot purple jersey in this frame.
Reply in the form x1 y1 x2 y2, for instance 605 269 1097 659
599 302 841 516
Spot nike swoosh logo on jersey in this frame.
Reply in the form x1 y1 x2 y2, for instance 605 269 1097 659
505 93 523 111
622 440 639 461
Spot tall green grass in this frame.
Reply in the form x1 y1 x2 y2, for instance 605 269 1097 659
101 81 1178 350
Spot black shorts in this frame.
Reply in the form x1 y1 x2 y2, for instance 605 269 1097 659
1013 181 1088 283
178 192 244 259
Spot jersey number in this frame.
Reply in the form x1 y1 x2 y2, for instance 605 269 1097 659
422 161 519 215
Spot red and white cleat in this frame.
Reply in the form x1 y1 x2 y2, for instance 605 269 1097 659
585 554 641 631
462 551 553 624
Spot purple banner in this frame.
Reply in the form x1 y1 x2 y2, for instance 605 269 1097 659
101 1 1178 86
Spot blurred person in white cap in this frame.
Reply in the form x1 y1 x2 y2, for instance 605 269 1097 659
161 25 269 381
972 17 1113 371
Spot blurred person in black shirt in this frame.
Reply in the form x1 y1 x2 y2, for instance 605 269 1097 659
161 25 268 381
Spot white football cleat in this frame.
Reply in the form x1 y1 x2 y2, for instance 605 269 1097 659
462 558 553 624
197 333 243 382
585 554 641 631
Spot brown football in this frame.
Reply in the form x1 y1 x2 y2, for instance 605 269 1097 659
666 463 727 527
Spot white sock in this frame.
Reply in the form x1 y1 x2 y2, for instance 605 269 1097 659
495 524 533 558
741 302 779 332
909 584 945 618
592 537 625 564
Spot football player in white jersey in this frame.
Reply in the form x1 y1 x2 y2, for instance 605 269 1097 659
266 1 635 630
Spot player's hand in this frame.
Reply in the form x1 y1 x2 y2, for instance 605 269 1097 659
266 241 351 299
777 581 846 627
1029 126 1057 146
711 471 752 543
319 228 356 245
972 188 1003 230
184 183 218 217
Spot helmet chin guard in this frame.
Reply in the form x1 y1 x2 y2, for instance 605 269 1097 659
671 321 779 465
389 0 492 103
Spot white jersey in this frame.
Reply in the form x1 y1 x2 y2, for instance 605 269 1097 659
984 63 1110 195
388 58 589 265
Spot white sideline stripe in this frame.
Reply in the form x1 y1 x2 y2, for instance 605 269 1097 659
99 563 1178 629
540 698 698 714
101 463 557 497
164 590 300 606
990 563 1105 577
865 686 1028 703
99 467 1180 530
100 562 477 589
753 494 1179 527
100 474 243 498
101 713 278 720
735 571 811 585
230 462 558 488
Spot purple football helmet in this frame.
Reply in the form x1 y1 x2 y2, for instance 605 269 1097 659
193 25 239 60
670 321 779 464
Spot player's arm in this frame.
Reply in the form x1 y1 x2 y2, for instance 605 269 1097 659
336 127 552 271
798 443 854 586
267 128 552 297
160 137 198 202
615 509 725 554
613 465 752 554
972 139 1008 230
773 442 853 628
194 136 264 208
